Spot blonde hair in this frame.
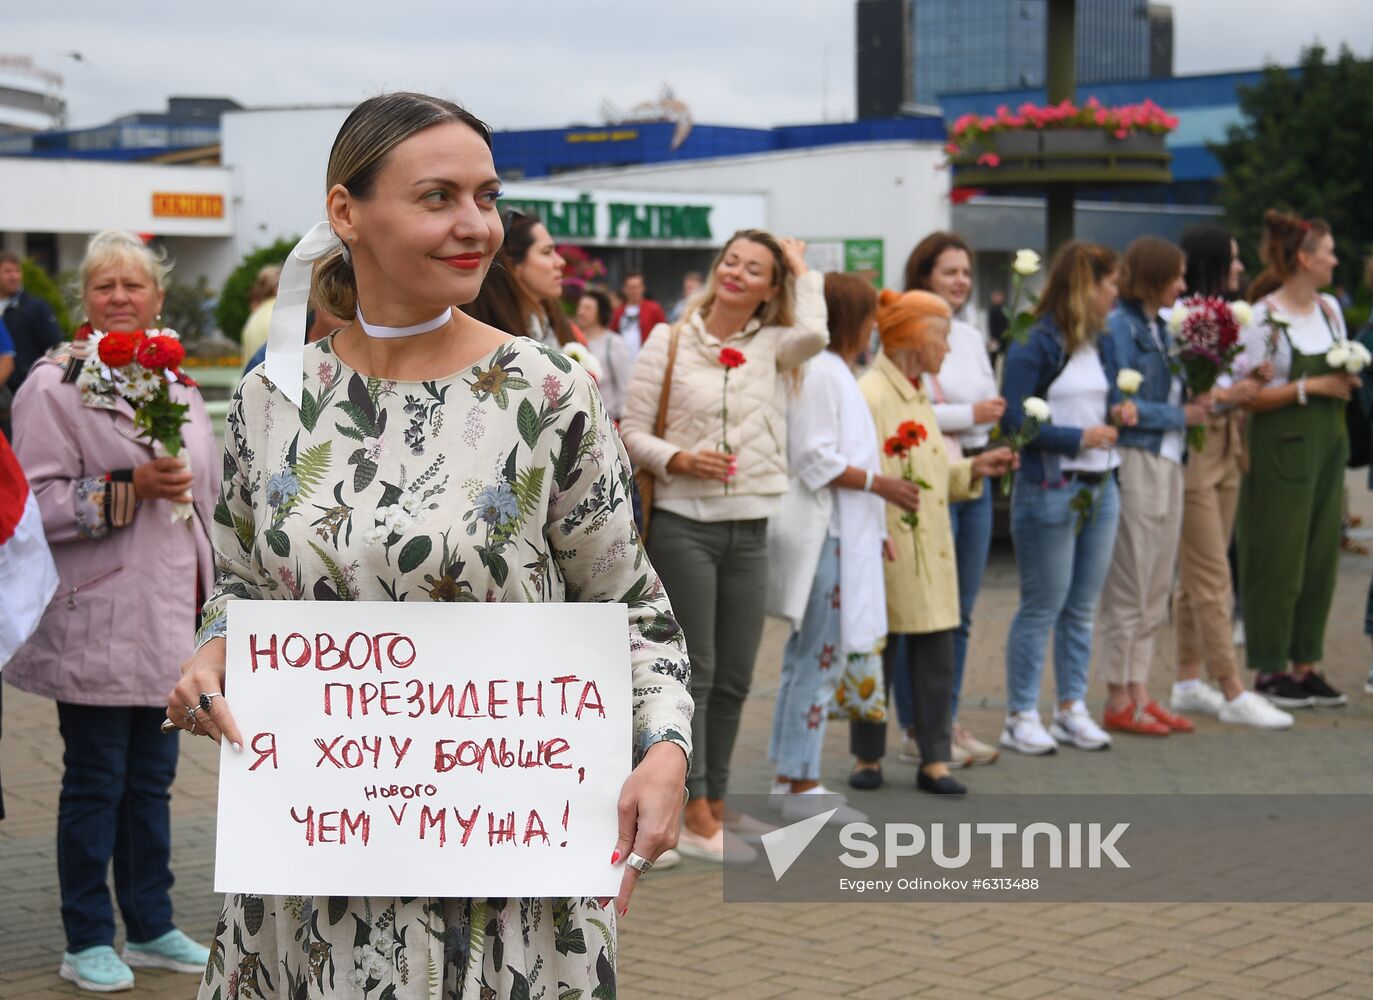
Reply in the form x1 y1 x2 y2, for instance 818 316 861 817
1034 241 1118 353
79 230 169 299
685 229 796 331
311 92 492 320
250 264 282 308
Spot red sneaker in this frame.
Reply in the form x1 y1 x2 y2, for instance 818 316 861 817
1102 703 1170 736
1143 700 1194 733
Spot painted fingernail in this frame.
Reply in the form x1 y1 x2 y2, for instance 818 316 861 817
231 742 243 752
620 905 629 917
610 850 621 865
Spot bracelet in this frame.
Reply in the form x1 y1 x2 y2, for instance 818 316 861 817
863 469 875 492
1296 375 1308 406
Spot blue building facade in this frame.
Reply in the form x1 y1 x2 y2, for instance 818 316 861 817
491 117 946 179
911 0 1153 105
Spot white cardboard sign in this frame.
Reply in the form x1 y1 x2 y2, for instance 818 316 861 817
214 601 631 897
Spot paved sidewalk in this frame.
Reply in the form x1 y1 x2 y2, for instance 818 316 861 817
5 475 1373 998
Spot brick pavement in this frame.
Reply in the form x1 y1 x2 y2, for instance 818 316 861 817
4 476 1373 998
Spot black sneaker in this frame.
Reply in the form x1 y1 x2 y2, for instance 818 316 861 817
1255 673 1315 708
1297 671 1348 706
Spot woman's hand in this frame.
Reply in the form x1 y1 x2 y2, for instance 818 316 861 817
1308 372 1361 401
873 474 921 513
134 456 194 503
973 397 1007 424
609 741 687 916
1250 361 1275 384
882 537 898 562
667 449 736 482
1183 402 1210 427
1110 401 1139 427
1217 380 1259 407
778 238 809 277
1081 425 1119 450
970 446 1016 479
166 637 243 749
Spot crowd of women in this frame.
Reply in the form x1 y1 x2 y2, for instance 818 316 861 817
0 88 1361 996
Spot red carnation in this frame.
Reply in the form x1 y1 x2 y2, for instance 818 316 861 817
136 336 186 371
719 347 747 369
897 420 929 447
97 332 142 369
883 435 908 458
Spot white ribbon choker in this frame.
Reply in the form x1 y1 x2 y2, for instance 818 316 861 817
357 305 452 340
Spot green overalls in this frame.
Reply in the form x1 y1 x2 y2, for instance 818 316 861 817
1237 318 1348 672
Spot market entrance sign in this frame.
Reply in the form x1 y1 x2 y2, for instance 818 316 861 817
498 184 764 246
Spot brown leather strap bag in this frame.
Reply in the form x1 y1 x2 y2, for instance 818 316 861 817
634 324 681 542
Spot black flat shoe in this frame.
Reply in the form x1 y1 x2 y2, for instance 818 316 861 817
916 771 967 796
848 765 883 790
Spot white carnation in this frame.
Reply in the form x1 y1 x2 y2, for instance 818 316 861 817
1326 343 1352 369
1345 342 1372 374
1023 396 1052 422
1012 249 1041 277
1116 368 1144 395
1229 301 1253 328
1167 306 1188 335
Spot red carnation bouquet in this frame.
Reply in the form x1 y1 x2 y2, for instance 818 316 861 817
1166 295 1245 452
882 419 934 577
78 327 198 522
718 347 746 493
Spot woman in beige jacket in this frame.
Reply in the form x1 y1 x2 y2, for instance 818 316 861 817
850 289 1014 795
621 229 827 860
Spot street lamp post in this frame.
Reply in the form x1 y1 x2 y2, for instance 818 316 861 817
1046 0 1076 256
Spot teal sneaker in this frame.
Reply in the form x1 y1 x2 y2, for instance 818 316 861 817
121 928 210 974
59 945 135 992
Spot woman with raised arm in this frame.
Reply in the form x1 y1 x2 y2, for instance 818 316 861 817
166 92 692 1000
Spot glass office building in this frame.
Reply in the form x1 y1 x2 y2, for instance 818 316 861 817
910 0 1155 106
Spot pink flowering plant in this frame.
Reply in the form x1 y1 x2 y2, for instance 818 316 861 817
944 97 1180 160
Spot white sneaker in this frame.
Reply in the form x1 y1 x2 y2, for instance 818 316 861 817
999 711 1058 755
897 736 921 764
1232 620 1246 646
768 780 790 810
1218 691 1295 730
651 848 682 871
1170 681 1226 716
777 786 867 825
1049 701 1113 750
947 742 972 769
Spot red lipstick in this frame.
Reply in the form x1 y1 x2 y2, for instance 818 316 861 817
442 253 483 271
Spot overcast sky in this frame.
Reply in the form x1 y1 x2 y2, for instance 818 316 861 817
15 1 1373 131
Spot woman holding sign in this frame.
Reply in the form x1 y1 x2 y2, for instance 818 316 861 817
166 93 692 1000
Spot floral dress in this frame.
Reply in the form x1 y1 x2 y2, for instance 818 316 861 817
197 334 693 1000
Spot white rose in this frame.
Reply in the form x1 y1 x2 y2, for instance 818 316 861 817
1012 249 1041 277
1346 342 1371 374
1166 306 1188 336
1023 396 1051 422
1326 343 1351 369
1116 368 1144 395
1229 301 1253 328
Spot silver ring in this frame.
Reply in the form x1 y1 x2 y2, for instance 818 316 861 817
160 718 178 735
626 852 653 874
199 691 222 713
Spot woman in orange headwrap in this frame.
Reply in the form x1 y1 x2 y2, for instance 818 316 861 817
848 289 1014 794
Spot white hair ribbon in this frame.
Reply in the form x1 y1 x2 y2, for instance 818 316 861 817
264 221 341 408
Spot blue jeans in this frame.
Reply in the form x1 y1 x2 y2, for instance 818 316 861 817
1005 475 1121 714
56 703 179 952
769 537 842 781
892 487 994 726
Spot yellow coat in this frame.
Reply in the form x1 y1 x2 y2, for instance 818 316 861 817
859 350 983 635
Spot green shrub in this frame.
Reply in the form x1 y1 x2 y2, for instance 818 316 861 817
21 259 72 335
161 276 214 340
215 236 297 343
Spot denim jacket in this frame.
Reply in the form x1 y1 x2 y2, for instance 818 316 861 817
1000 316 1118 487
1103 300 1187 454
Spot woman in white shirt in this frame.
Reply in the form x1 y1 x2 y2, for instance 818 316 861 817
574 289 632 420
766 273 918 817
1235 210 1358 708
901 232 1005 767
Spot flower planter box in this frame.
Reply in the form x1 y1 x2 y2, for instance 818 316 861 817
952 129 1171 188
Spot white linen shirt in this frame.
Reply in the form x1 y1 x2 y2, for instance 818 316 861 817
1052 344 1121 473
772 350 887 655
1237 293 1347 387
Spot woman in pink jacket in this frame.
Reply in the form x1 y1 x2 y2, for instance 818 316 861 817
4 230 218 993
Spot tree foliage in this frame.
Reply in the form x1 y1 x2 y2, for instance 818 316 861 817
1212 45 1373 293
215 236 297 343
21 258 73 334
